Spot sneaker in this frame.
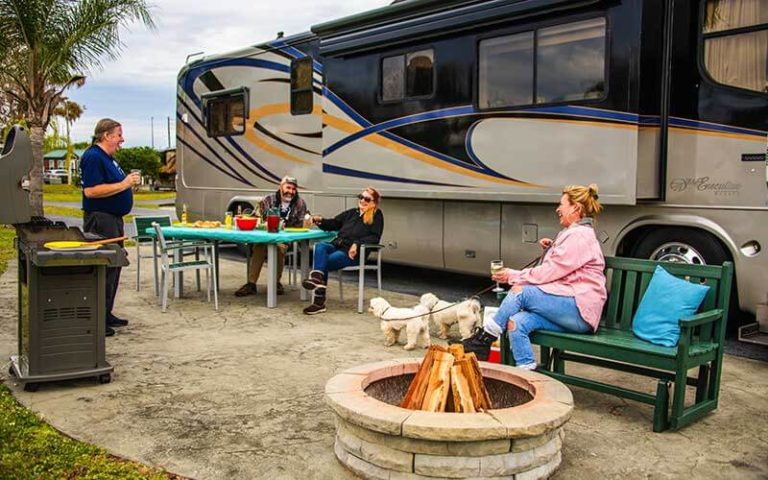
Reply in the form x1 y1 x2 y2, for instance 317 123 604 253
303 303 327 315
105 326 116 337
277 283 285 295
107 314 129 327
461 327 498 361
516 362 537 371
235 282 257 297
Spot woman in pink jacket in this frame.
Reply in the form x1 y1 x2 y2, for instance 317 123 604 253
463 184 606 369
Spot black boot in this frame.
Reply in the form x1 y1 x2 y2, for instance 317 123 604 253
303 286 327 315
302 270 326 291
462 327 497 361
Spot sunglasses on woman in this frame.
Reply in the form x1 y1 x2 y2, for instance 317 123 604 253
357 193 374 203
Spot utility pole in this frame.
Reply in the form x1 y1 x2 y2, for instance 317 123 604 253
151 116 155 148
167 116 171 149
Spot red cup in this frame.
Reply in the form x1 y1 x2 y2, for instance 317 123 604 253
267 214 279 233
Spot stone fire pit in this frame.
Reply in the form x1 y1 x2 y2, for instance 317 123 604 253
325 359 573 479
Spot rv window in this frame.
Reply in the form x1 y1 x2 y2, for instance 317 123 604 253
479 32 534 108
704 0 768 33
406 50 434 97
382 55 405 101
381 49 435 101
703 0 768 93
478 17 605 108
206 93 246 137
291 56 314 115
536 18 606 103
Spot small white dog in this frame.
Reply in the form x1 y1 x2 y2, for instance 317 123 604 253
369 295 439 350
420 293 482 340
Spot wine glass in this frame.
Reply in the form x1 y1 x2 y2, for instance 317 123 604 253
490 259 505 293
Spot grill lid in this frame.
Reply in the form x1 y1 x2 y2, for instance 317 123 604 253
0 126 32 225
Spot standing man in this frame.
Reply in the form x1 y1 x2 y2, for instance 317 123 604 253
80 119 140 337
235 175 308 297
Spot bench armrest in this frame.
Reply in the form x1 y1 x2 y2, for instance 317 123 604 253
679 309 723 328
677 308 725 358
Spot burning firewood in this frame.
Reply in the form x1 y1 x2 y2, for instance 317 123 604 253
400 345 445 409
400 345 492 413
421 350 454 412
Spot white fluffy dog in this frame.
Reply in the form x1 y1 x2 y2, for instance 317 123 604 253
369 295 439 350
420 293 482 340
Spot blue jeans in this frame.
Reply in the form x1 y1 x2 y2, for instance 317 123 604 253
313 242 356 277
484 285 591 366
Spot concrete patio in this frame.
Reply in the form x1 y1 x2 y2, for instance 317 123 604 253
1 251 766 479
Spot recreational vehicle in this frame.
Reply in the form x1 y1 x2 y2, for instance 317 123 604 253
176 0 767 325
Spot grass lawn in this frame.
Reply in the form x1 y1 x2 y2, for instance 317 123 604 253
0 226 178 479
43 205 134 225
44 184 175 203
0 227 15 276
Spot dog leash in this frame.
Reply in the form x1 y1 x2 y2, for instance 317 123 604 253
378 255 543 322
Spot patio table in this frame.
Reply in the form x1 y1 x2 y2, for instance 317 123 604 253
146 225 335 308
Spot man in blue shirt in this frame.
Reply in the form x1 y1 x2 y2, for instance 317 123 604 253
80 119 140 337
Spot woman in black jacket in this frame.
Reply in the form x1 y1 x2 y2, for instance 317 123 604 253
302 186 384 314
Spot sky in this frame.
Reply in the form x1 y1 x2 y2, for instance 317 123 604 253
64 0 389 148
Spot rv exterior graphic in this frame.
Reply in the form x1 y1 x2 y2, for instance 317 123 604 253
176 0 767 322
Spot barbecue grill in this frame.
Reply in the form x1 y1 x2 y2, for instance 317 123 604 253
2 126 127 391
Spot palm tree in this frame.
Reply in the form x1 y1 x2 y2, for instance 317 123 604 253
0 0 155 215
53 99 85 184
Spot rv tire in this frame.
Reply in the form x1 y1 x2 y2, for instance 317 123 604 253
629 227 729 267
629 227 742 331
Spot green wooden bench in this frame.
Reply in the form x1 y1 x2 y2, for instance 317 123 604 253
499 256 733 432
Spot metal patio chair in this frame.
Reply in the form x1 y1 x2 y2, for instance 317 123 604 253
334 244 384 313
133 215 208 294
153 222 218 312
132 215 172 294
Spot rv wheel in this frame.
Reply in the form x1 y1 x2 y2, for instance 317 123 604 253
629 227 729 266
629 227 742 331
24 382 40 392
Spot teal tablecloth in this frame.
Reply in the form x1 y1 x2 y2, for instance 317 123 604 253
145 226 336 244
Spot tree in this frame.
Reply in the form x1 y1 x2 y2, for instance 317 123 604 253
114 147 161 181
53 100 85 183
43 121 67 153
0 0 155 215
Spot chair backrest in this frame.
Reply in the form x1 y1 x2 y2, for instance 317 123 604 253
152 222 171 264
600 256 733 343
135 215 172 242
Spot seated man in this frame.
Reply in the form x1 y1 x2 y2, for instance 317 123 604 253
235 176 308 296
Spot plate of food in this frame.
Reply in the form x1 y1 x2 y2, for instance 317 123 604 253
44 241 100 251
43 236 127 251
192 220 222 229
284 227 310 232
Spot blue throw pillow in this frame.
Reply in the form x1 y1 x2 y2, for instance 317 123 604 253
632 265 710 347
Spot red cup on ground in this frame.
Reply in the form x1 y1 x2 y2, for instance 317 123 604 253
267 214 279 233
